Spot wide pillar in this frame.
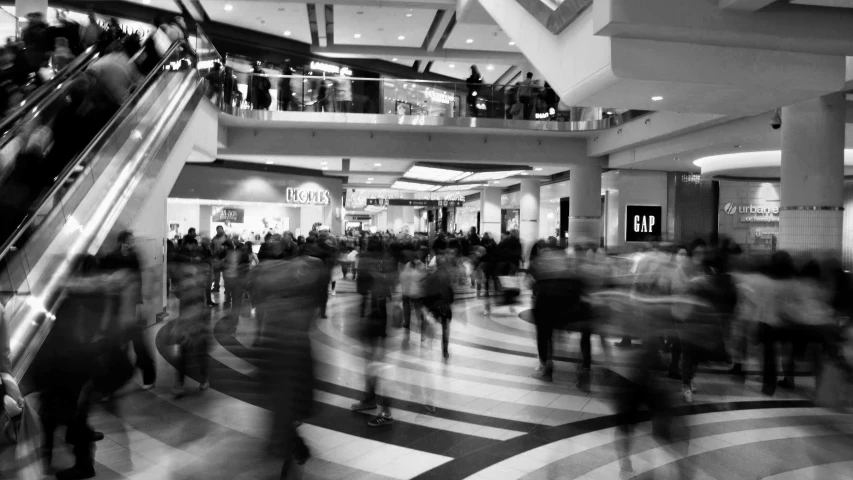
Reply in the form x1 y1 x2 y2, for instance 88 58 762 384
569 164 602 247
480 186 501 238
519 179 540 262
388 192 414 235
779 92 845 263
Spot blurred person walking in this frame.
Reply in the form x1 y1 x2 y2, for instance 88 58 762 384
517 72 537 120
424 256 455 359
252 248 321 475
210 225 228 294
100 231 157 394
248 63 271 110
171 262 211 397
78 8 103 50
51 37 75 71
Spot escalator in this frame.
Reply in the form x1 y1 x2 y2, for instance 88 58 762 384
0 32 218 385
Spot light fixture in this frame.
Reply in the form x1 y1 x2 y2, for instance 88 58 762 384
486 65 494 71
605 111 613 115
398 35 405 40
374 163 382 166
437 184 484 192
354 33 362 39
509 41 516 46
404 166 472 183
322 167 329 170
392 57 398 61
520 172 528 175
464 170 524 182
224 3 233 11
266 161 273 165
651 96 663 101
367 178 374 181
391 180 441 192
321 161 328 165
406 13 412 17
534 167 543 171
466 39 474 44
143 0 151 4
449 64 455 68
284 30 291 36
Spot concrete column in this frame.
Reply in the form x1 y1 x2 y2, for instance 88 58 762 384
779 92 845 263
569 164 602 246
387 192 414 234
519 179 540 262
480 186 501 238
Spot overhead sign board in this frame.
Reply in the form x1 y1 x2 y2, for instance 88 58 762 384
625 205 662 242
722 202 780 223
286 188 330 205
389 199 464 207
213 207 244 223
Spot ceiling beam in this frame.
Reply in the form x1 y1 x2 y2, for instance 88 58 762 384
311 45 526 63
315 3 328 48
494 66 520 88
307 0 456 7
417 60 428 73
424 10 455 52
718 0 777 11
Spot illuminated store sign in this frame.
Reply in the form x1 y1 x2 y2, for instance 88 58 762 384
213 207 244 223
625 205 662 242
286 188 331 205
310 61 352 76
427 90 454 105
723 203 779 222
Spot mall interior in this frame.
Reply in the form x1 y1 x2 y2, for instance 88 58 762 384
2 0 853 479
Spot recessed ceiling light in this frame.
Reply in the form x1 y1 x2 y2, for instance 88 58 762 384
508 41 516 46
398 35 405 40
224 3 233 11
143 0 151 4
466 39 474 44
486 65 494 70
266 161 273 165
651 96 663 101
449 64 455 68
605 111 613 115
321 167 329 170
283 30 291 36
374 163 382 166
392 57 398 61
405 13 412 17
534 167 543 171
354 33 361 39
520 172 528 175
368 178 374 181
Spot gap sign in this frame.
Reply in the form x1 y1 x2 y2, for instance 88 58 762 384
626 205 662 242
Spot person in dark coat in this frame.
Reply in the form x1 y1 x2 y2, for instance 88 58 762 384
253 252 322 475
465 65 483 118
247 63 271 110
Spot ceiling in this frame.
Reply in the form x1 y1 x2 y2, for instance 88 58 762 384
200 1 313 45
154 0 519 81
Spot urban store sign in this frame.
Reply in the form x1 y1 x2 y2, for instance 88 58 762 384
723 203 779 222
427 91 454 105
310 61 352 76
625 205 662 242
286 188 331 205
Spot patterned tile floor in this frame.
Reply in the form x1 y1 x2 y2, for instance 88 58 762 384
45 278 853 480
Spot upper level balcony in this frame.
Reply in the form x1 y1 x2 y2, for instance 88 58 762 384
214 70 649 135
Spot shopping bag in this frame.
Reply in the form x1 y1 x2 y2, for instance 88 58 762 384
15 403 43 480
814 360 853 410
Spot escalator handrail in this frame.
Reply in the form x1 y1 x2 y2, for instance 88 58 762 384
0 46 99 140
0 39 198 265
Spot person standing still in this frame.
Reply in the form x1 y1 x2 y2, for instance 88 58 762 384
518 72 535 120
466 65 483 118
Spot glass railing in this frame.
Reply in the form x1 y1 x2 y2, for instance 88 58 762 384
215 71 646 125
1 28 210 379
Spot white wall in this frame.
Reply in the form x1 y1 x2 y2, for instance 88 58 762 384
603 170 669 252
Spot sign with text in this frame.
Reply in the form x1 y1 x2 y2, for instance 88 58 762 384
366 198 390 207
389 199 464 207
626 205 662 242
212 207 244 223
286 188 331 205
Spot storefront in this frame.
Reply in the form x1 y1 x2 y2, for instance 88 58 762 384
167 164 342 240
380 79 461 117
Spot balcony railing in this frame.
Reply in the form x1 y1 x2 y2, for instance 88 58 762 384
211 71 647 129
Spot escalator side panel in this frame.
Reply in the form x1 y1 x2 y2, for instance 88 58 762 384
9 71 203 380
